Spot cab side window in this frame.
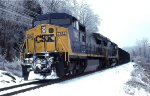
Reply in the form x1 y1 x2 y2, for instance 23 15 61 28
72 21 79 30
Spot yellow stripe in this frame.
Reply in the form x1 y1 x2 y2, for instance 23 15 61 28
70 52 105 58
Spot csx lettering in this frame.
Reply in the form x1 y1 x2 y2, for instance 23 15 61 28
36 34 54 43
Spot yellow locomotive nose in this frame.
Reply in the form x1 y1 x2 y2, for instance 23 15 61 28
25 24 69 55
26 24 57 54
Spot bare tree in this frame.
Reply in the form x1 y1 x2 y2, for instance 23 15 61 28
129 38 150 63
41 0 63 13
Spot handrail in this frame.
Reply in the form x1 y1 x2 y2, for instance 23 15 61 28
20 40 26 63
57 37 67 52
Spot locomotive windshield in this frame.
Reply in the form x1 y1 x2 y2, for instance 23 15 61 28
33 18 71 27
51 18 70 25
34 20 49 27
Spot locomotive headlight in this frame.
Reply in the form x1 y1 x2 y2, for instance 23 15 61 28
41 26 46 33
35 58 41 64
29 58 33 63
28 60 33 64
34 58 47 65
24 58 33 64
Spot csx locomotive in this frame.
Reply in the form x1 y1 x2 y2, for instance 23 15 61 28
20 13 130 80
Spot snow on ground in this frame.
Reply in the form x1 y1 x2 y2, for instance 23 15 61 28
0 59 38 88
15 62 150 96
0 70 22 88
0 70 36 88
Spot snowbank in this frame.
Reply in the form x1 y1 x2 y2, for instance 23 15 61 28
0 70 22 88
124 63 150 95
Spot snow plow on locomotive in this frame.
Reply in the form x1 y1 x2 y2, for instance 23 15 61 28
20 13 130 80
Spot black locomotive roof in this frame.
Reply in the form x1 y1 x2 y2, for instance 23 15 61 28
93 33 109 41
32 13 85 29
93 33 117 46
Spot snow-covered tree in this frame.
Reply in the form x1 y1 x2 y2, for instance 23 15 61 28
22 0 42 17
0 0 31 61
129 38 150 63
41 0 100 35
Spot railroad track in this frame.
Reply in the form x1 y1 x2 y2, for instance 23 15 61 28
0 64 124 96
0 72 94 96
0 80 52 96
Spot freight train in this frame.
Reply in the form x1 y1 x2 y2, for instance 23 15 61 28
20 13 130 80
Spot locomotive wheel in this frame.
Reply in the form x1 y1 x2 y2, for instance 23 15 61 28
106 59 111 68
55 62 65 78
78 61 86 74
111 59 118 66
101 58 108 68
72 67 77 75
21 65 29 80
97 60 103 70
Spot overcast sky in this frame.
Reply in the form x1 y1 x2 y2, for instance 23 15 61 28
86 0 150 48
